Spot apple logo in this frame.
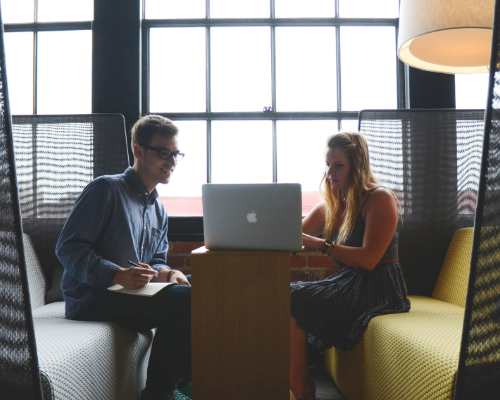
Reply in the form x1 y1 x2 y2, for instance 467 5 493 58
247 211 257 223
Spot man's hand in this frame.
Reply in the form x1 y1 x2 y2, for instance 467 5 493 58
154 269 191 286
112 263 158 289
170 270 190 286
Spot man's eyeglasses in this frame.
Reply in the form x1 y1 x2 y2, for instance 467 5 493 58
139 144 185 162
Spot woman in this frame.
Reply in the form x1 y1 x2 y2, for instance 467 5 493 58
290 132 411 400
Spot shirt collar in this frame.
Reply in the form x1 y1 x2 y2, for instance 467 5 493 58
124 167 159 205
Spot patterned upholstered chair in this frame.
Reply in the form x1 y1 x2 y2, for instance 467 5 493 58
325 228 474 399
323 108 485 399
12 115 155 400
325 0 500 393
0 3 150 398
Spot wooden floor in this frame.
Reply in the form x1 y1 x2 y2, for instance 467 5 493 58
310 366 346 400
307 348 346 400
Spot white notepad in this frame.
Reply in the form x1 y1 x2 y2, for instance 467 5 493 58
107 282 176 297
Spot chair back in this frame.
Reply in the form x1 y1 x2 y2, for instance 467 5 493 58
431 228 474 308
455 1 500 394
359 109 484 297
12 114 130 282
0 9 43 399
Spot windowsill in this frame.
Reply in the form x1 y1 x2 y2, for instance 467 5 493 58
167 216 204 242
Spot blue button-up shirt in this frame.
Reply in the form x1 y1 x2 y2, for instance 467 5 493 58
56 167 170 319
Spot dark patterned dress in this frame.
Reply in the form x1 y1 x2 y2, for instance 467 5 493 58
290 203 411 351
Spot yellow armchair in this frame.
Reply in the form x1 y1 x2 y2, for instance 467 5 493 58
325 228 474 400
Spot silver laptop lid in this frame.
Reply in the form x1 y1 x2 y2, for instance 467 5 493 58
202 183 303 251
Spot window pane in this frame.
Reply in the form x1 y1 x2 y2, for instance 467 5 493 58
211 121 272 183
150 28 205 113
145 0 205 19
211 27 271 112
339 0 399 18
37 31 92 114
341 119 359 131
38 0 93 22
1 0 34 23
277 120 338 214
341 26 397 111
276 27 336 112
157 121 206 216
5 32 34 114
275 0 335 18
455 73 489 109
210 0 269 18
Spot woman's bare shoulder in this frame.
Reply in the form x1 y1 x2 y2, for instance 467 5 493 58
310 200 327 214
369 186 395 199
363 186 398 215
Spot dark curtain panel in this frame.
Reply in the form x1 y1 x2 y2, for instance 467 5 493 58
455 1 500 397
0 8 43 400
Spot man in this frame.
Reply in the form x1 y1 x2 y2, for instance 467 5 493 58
56 115 191 400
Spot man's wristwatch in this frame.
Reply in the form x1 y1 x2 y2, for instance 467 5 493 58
322 240 335 255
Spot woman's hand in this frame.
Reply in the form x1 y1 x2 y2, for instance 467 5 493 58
302 233 325 252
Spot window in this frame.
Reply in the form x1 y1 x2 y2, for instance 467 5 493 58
455 73 490 110
2 0 93 115
455 73 489 215
144 0 401 216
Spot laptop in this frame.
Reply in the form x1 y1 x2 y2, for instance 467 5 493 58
202 183 303 251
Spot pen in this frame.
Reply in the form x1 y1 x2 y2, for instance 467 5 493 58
127 260 158 276
127 260 144 268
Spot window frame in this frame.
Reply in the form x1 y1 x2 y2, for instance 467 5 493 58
5 1 407 242
142 1 404 183
4 2 92 115
142 2 405 241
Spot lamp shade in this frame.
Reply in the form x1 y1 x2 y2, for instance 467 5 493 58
398 0 495 73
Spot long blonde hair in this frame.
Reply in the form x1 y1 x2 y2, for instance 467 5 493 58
321 131 380 244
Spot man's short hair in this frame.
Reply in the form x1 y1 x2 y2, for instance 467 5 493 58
131 115 179 147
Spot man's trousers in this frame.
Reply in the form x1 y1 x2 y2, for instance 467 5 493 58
74 276 192 397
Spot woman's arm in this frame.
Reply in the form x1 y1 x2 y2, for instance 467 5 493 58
302 201 326 237
304 188 398 271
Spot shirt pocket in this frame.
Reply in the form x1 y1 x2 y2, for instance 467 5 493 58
148 227 163 253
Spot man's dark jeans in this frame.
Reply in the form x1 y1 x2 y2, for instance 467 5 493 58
74 276 192 397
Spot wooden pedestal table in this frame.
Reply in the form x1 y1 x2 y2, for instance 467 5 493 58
191 247 290 400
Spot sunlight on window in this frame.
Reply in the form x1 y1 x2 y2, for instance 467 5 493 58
37 31 92 114
145 0 205 19
277 120 338 213
275 0 335 18
455 73 489 110
150 28 206 113
156 121 207 216
341 120 359 131
4 32 34 114
210 0 269 18
211 121 273 183
276 27 337 112
38 0 93 22
1 0 34 23
157 121 207 198
211 27 271 112
339 0 399 18
341 26 397 111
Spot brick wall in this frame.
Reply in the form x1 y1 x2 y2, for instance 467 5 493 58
168 242 341 282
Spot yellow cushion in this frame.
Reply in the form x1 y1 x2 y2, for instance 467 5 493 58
325 295 464 400
432 228 474 307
